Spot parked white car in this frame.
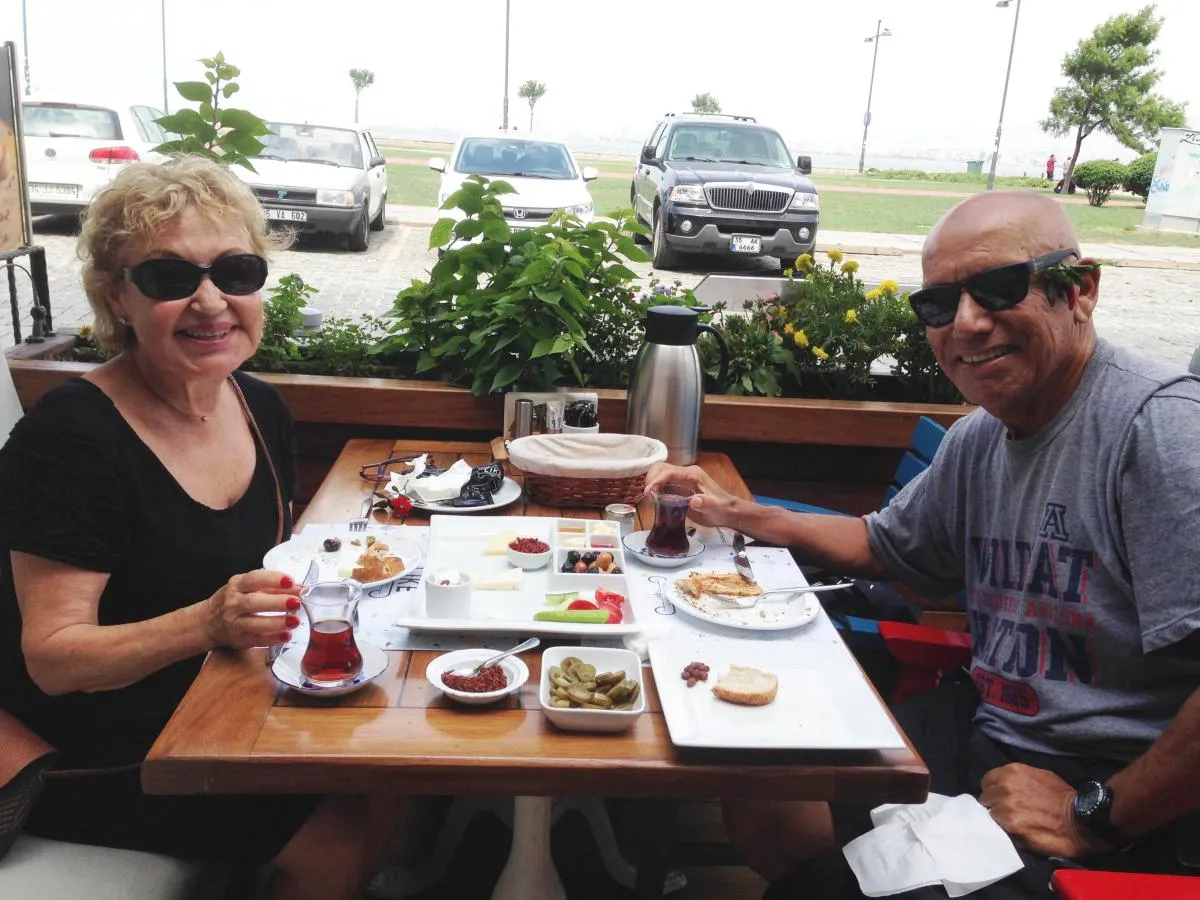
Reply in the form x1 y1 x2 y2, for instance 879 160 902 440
237 122 388 252
429 134 598 229
21 97 170 217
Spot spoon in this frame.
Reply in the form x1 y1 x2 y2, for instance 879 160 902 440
452 637 540 677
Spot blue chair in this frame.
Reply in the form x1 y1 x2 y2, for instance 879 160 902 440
752 416 950 648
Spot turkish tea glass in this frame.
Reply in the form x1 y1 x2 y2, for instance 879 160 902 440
645 483 695 557
299 580 364 687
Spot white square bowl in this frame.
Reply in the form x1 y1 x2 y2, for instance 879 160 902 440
539 646 645 733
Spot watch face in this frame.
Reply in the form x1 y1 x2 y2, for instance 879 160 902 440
1074 781 1104 817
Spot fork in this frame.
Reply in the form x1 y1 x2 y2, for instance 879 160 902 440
710 581 856 609
349 495 373 532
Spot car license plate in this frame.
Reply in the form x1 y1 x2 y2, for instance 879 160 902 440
30 182 80 198
730 234 761 254
265 208 308 223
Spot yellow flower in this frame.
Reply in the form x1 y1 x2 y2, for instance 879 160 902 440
794 253 814 270
844 309 858 324
864 288 883 301
793 329 809 348
827 249 844 264
784 323 795 335
782 267 794 278
880 279 901 294
79 324 94 338
813 346 830 361
841 260 860 275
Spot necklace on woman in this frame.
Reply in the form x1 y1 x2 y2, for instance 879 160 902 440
126 355 223 424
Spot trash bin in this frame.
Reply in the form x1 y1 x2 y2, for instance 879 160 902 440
966 160 984 175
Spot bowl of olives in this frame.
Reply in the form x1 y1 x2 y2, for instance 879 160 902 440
539 647 644 733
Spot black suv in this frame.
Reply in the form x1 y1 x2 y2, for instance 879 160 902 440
630 113 819 270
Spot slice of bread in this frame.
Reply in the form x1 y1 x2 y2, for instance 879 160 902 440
711 665 779 706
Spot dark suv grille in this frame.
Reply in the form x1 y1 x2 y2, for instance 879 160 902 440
705 183 791 213
254 186 317 204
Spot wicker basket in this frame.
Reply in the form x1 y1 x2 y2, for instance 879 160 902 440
508 433 668 509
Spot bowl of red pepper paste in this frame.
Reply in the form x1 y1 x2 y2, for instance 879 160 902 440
426 648 530 705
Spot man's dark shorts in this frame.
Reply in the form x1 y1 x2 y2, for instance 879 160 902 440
764 672 1194 900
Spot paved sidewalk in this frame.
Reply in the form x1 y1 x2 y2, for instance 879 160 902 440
385 204 1200 272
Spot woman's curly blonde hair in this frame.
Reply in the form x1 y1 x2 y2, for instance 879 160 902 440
78 156 288 349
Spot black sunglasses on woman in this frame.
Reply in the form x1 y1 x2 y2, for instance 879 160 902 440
123 253 269 302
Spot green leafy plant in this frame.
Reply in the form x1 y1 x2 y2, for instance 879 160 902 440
153 52 270 171
1072 160 1128 207
703 297 797 397
380 175 674 395
1123 151 1158 200
254 274 315 370
303 314 390 376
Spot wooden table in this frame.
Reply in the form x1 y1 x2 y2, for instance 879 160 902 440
144 439 928 897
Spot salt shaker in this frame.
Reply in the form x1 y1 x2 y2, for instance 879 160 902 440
513 399 533 439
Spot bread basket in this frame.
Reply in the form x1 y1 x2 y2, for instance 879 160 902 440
507 433 668 507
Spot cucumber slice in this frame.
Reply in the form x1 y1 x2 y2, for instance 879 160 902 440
533 609 611 624
545 591 581 606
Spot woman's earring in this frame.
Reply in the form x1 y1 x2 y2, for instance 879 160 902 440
117 317 130 326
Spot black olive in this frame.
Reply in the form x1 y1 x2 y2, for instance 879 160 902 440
566 550 581 564
581 551 597 565
586 565 601 574
322 537 342 552
561 561 575 573
610 566 623 575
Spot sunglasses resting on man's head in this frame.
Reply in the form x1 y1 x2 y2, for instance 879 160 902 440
123 253 269 302
907 249 1080 328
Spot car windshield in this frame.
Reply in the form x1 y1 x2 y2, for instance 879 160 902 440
23 103 121 139
666 125 793 168
455 138 577 180
262 123 363 168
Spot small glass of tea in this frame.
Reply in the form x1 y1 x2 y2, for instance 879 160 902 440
645 482 696 557
299 580 364 687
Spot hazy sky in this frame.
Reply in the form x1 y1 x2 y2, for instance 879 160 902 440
4 0 1199 166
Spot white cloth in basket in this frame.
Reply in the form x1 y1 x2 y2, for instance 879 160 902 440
507 433 667 479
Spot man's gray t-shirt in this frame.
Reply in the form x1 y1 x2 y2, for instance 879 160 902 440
867 338 1200 762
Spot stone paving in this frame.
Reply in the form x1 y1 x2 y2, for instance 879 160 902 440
6 208 1199 369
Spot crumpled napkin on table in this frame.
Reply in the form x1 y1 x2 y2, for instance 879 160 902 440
842 793 1023 897
386 455 474 503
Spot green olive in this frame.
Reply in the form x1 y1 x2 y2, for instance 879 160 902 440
595 670 624 687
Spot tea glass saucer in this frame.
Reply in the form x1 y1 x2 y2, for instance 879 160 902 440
271 640 388 697
622 530 705 569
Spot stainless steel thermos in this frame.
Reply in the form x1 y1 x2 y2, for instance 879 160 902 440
625 306 728 465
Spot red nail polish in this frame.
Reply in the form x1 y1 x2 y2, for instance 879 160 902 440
286 597 301 611
280 576 294 588
285 616 300 629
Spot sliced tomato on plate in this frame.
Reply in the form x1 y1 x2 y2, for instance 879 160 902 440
568 599 599 611
594 589 626 607
596 600 623 624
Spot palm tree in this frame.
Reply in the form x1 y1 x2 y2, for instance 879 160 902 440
518 80 546 132
349 68 375 124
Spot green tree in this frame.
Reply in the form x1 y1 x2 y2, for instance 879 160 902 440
691 92 721 114
1123 151 1158 200
518 80 546 132
350 68 375 124
1040 5 1186 194
153 52 270 172
1072 159 1128 207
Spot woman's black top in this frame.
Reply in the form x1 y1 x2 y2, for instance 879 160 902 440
0 372 296 768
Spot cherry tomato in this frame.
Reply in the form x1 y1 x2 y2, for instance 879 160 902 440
594 589 625 607
596 600 623 624
567 599 599 611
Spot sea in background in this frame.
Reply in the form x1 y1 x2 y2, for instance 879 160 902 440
371 124 1052 178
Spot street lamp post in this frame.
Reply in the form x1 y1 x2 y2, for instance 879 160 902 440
501 0 511 131
20 0 30 94
987 0 1023 190
858 19 892 174
160 0 169 113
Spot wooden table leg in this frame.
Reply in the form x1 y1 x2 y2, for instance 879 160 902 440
634 799 680 899
492 796 565 900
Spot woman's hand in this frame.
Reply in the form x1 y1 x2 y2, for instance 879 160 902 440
644 462 740 529
201 570 301 650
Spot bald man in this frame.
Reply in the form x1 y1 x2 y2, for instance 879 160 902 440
647 192 1200 897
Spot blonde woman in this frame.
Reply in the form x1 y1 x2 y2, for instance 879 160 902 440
0 157 403 900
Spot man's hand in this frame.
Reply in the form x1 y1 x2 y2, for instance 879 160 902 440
979 763 1105 859
643 462 740 528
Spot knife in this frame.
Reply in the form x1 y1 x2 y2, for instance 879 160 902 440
732 532 756 583
268 559 318 668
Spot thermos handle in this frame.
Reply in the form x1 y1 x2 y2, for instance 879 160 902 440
697 324 729 391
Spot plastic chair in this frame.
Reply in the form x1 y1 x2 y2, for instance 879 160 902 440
1051 868 1200 898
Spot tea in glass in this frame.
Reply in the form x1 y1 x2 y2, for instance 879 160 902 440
299 581 363 686
646 483 695 557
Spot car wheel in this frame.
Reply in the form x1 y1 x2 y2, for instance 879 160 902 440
651 207 677 270
349 204 370 252
370 192 386 231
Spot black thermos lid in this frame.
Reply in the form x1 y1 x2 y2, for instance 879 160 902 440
644 305 699 346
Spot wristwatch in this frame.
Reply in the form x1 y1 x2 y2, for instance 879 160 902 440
1071 780 1134 850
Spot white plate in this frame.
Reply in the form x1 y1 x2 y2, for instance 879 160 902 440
263 527 422 590
424 648 529 705
648 638 906 750
394 515 641 637
406 477 523 514
271 640 388 697
670 570 820 632
622 531 705 569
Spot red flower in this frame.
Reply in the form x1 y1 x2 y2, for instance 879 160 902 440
388 495 413 515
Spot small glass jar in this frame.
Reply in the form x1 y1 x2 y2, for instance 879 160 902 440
604 503 638 536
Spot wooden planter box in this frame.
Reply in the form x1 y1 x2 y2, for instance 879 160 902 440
6 345 971 515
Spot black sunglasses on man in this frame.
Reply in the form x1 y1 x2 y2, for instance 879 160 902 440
123 253 269 302
908 248 1080 328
